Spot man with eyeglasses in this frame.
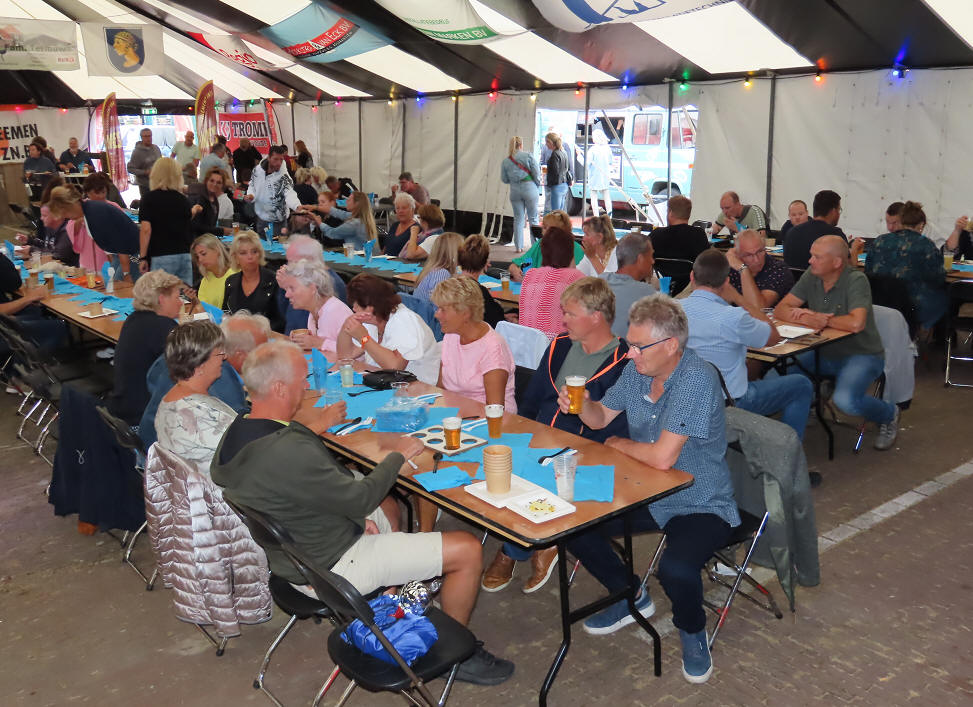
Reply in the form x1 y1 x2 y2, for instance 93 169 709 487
558 293 739 685
682 249 813 441
782 189 846 269
727 230 794 307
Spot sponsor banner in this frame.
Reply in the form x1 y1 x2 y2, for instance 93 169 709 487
80 22 164 76
260 4 389 63
101 93 127 194
373 0 511 43
263 100 279 145
0 116 41 162
195 81 218 155
0 18 79 71
217 112 272 155
532 0 732 32
188 33 271 72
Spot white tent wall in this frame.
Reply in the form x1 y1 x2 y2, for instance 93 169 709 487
403 97 455 210
316 103 360 185
771 69 973 241
292 103 319 168
360 101 403 197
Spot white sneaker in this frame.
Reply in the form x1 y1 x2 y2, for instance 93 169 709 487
874 407 900 451
95 347 115 360
713 561 751 577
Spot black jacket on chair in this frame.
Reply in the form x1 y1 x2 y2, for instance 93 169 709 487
223 267 284 332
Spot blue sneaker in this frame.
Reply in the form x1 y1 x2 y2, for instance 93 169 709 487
582 591 655 635
679 629 713 683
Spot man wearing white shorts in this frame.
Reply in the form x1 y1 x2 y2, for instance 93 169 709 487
212 340 514 685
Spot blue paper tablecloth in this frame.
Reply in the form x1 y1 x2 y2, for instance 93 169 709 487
573 465 615 503
478 274 522 295
951 262 973 272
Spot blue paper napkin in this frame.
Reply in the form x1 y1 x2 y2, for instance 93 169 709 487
413 466 476 492
311 349 331 390
101 261 111 285
200 301 223 323
3 241 14 259
363 240 374 261
573 465 615 503
952 262 973 272
659 276 671 295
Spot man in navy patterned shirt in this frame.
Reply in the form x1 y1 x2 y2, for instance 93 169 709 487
559 293 739 684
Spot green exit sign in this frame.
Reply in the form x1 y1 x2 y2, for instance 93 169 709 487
141 107 158 115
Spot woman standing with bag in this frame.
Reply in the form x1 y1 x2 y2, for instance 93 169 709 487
545 132 570 215
500 136 541 253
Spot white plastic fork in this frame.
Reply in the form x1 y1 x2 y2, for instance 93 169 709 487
337 416 374 436
462 419 488 432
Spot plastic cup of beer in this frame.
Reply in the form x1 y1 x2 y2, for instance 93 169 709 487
232 222 240 236
88 301 103 316
442 417 462 450
565 376 587 415
485 404 504 438
553 453 578 502
343 242 355 258
501 274 510 291
40 253 53 265
45 275 54 292
944 253 954 271
86 271 96 288
483 444 513 495
27 272 38 288
339 359 355 387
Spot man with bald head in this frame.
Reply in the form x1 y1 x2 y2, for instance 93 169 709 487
711 191 767 238
775 236 899 451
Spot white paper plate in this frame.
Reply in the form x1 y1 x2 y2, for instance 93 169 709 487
505 490 576 523
78 307 118 319
480 281 501 289
776 324 816 339
464 475 545 508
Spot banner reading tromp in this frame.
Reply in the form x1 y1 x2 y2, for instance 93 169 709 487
532 0 732 32
0 18 79 71
373 0 514 43
218 113 272 155
260 4 389 63
195 81 218 155
100 93 127 194
81 22 164 76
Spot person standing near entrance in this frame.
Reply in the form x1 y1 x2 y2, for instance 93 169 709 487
587 130 613 218
545 132 570 214
500 136 541 253
128 128 162 200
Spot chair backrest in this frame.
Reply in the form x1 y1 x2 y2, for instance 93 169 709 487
512 365 535 411
788 267 806 282
281 544 375 627
398 292 443 341
96 405 147 455
224 499 311 585
653 258 694 295
866 274 917 339
495 320 550 369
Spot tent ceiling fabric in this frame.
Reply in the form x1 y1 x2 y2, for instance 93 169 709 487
4 0 973 106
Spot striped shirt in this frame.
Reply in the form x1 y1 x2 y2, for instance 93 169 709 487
518 266 586 340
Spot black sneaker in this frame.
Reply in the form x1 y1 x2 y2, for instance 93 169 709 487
455 642 514 686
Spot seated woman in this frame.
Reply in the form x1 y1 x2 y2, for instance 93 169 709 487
190 167 233 238
190 234 236 309
382 192 421 258
310 166 329 194
577 214 618 276
155 320 237 476
308 191 378 249
223 231 284 332
458 233 505 328
518 227 586 340
865 200 947 330
508 210 584 282
108 270 183 426
401 203 446 260
280 259 353 352
293 167 319 206
413 231 462 300
336 273 440 384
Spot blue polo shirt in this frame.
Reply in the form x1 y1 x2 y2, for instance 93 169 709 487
599 349 739 529
680 289 769 399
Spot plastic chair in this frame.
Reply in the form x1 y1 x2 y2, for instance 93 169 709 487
945 280 973 388
653 258 694 295
495 320 549 369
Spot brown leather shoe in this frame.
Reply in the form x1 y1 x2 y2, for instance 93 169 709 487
523 547 559 594
481 549 516 592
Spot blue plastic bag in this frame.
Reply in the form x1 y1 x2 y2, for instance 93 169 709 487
341 594 438 666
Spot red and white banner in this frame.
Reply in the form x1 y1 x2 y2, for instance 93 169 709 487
217 112 272 154
263 100 279 145
188 33 271 71
194 80 218 155
100 93 127 194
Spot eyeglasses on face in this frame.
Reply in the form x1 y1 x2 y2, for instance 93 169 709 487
628 337 672 354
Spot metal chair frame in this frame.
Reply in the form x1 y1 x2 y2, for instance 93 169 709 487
945 281 973 388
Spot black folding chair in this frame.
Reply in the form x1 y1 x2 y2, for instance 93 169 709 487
654 257 694 295
945 279 973 387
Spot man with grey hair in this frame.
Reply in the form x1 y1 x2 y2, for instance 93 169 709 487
127 128 161 200
558 293 739 685
138 311 270 448
600 233 658 337
211 340 515 685
276 235 346 334
726 229 794 307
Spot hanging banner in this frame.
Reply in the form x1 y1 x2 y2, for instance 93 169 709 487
372 0 511 43
100 93 127 194
80 22 164 76
188 33 271 72
260 4 389 63
195 81 218 156
218 112 272 155
531 0 732 32
263 100 280 146
0 18 79 71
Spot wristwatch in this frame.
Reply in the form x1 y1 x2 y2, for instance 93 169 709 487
737 264 748 273
360 334 371 347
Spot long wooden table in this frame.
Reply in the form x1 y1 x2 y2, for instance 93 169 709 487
304 381 692 705
38 281 134 343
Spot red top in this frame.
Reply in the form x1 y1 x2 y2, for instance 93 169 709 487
518 266 586 340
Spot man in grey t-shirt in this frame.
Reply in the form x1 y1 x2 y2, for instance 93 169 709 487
599 233 657 337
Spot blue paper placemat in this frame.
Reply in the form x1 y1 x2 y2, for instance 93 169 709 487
478 274 522 295
413 466 477 492
574 465 615 503
951 262 973 272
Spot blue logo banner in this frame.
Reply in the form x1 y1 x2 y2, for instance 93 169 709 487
260 4 389 63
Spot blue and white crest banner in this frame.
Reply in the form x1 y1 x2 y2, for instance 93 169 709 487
81 23 164 76
532 0 732 33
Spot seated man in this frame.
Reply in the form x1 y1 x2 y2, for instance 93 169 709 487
561 294 739 684
139 311 270 447
779 199 808 239
650 195 710 262
390 171 429 205
211 340 514 685
782 189 846 269
484 277 630 594
775 236 899 450
711 191 768 238
681 249 813 441
600 233 658 337
727 230 794 307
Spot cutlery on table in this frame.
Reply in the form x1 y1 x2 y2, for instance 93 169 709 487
539 447 572 465
431 451 443 474
461 418 487 431
348 388 383 397
337 417 375 436
332 417 361 434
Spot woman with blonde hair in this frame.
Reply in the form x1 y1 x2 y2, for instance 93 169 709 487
311 190 379 249
190 234 235 309
138 157 200 284
500 135 541 252
413 232 463 300
223 232 284 331
545 132 570 213
47 184 138 277
508 209 585 282
577 214 618 276
293 167 318 205
309 166 328 193
586 130 613 218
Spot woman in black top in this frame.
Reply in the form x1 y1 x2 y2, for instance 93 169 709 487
223 231 284 332
190 166 231 238
293 167 319 205
545 132 569 214
294 140 314 169
109 269 183 425
138 157 199 285
383 192 421 258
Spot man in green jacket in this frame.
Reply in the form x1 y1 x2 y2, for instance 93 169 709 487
211 340 514 686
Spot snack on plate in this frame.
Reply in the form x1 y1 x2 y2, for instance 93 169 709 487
527 498 557 515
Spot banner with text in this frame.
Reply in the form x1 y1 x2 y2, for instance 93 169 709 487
81 22 164 76
195 81 218 155
101 93 127 193
264 100 279 145
188 33 272 72
532 0 732 32
0 18 79 71
260 4 389 63
218 112 272 155
373 0 514 43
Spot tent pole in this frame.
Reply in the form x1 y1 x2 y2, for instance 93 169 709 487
582 87 590 220
666 80 673 201
765 73 776 224
452 95 459 230
290 102 296 151
401 105 406 175
357 101 363 190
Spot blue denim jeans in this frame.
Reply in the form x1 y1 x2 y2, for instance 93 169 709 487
509 182 539 251
501 542 532 562
109 253 140 282
794 352 894 424
736 374 814 440
150 253 193 286
548 183 568 213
